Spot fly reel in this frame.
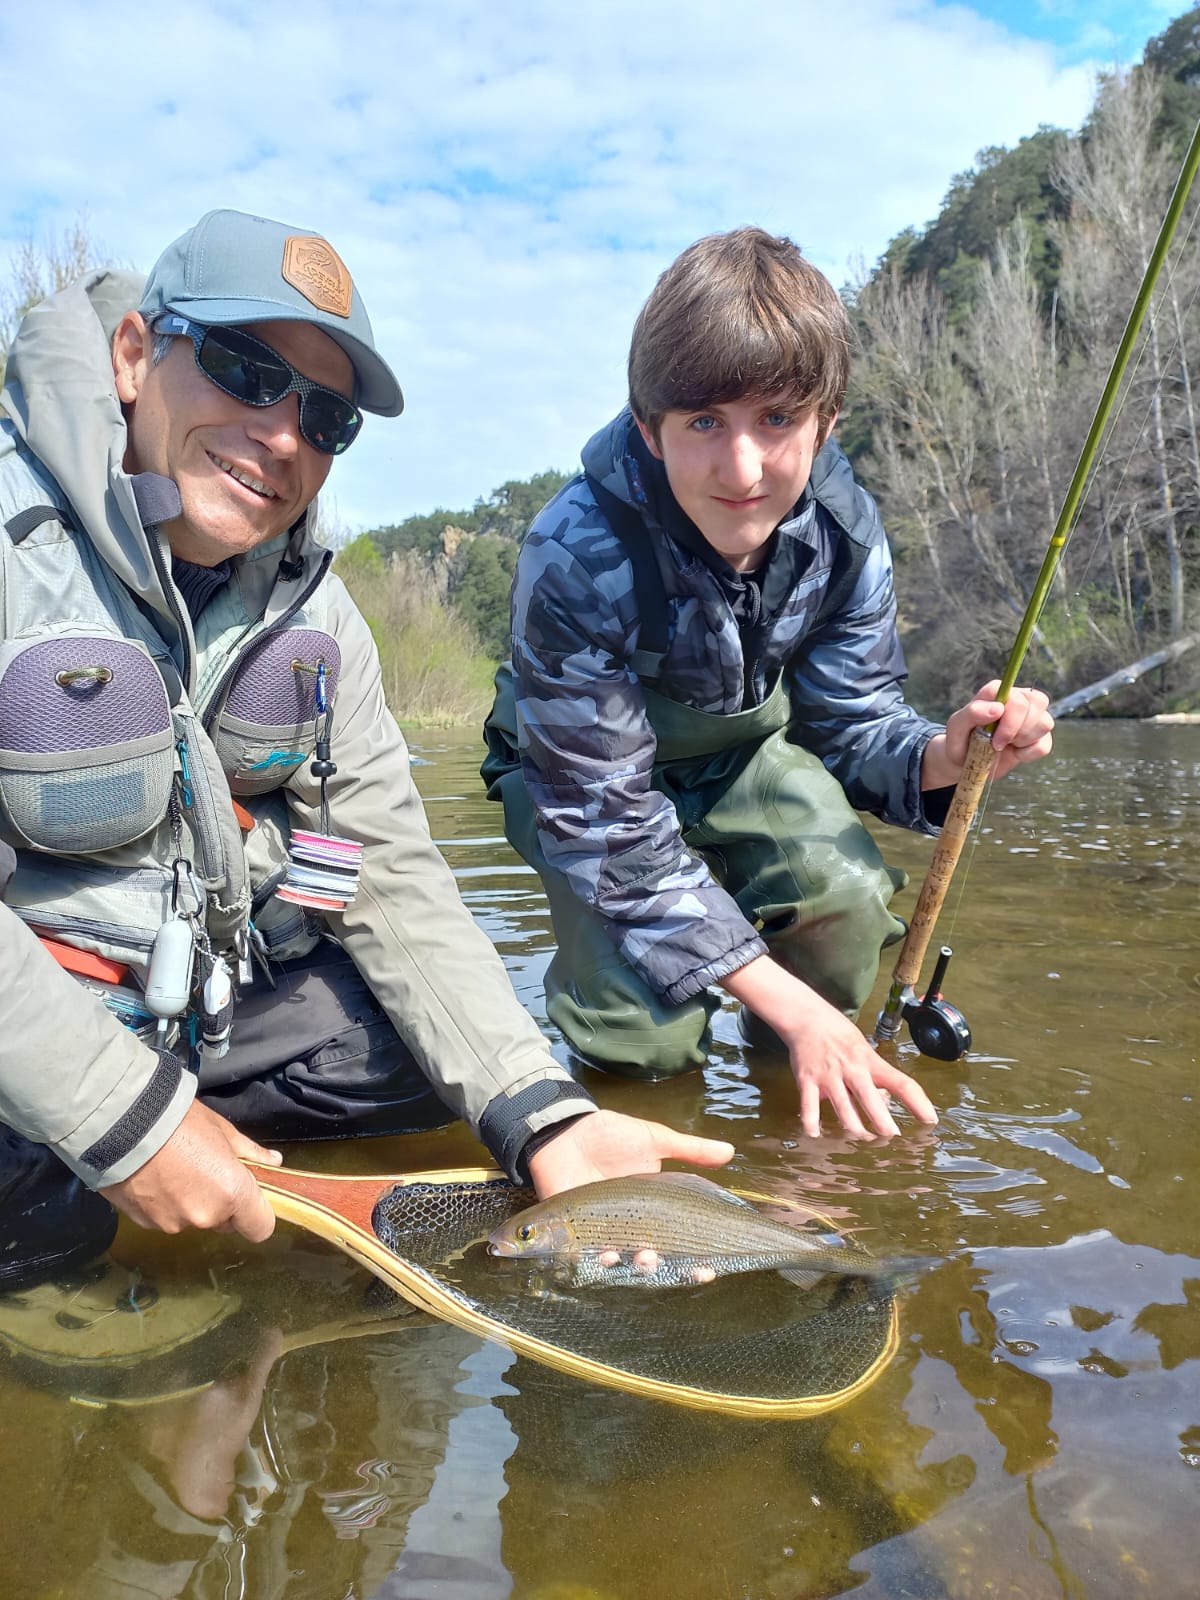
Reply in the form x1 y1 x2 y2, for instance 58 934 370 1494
879 946 972 1062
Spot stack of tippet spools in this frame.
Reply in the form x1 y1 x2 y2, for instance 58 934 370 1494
277 829 364 912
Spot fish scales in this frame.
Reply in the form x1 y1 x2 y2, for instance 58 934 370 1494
487 1172 902 1289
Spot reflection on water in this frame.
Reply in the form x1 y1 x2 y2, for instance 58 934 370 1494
0 723 1195 1599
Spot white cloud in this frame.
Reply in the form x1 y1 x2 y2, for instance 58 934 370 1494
1 0 1107 528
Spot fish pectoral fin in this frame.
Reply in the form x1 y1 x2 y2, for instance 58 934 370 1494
776 1265 827 1290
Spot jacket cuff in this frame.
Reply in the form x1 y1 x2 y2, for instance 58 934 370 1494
662 936 769 1007
478 1077 598 1185
73 1050 195 1188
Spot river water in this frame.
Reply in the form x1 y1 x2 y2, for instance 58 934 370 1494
0 721 1195 1600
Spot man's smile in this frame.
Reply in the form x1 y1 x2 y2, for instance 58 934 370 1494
208 451 279 500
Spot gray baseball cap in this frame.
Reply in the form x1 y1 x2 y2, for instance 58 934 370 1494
138 209 403 416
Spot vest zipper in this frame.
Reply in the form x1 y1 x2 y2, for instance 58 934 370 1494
174 714 225 883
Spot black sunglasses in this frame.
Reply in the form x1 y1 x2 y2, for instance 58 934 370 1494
155 313 363 455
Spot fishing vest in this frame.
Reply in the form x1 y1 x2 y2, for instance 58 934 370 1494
0 439 338 978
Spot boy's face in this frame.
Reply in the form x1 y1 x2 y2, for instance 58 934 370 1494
636 397 828 572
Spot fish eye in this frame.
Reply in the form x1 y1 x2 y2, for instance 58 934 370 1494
516 1223 535 1242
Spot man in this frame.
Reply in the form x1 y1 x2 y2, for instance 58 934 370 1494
484 227 1054 1139
0 208 731 1292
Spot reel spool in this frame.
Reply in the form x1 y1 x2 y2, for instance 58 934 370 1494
897 946 971 1062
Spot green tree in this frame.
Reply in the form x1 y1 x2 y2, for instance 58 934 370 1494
332 531 386 585
454 535 517 658
474 469 572 541
368 507 481 563
900 129 1069 311
1143 5 1200 84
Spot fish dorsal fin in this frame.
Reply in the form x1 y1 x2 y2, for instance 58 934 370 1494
643 1172 754 1208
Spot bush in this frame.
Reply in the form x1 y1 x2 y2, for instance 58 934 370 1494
335 539 495 726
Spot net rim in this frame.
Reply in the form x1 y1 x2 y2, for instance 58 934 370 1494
258 1165 901 1420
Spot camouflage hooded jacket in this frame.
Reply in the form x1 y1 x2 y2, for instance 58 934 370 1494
507 409 945 1008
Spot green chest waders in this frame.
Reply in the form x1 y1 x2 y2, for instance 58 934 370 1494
487 668 906 1078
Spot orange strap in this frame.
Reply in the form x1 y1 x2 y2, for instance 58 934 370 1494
231 798 256 833
38 935 129 985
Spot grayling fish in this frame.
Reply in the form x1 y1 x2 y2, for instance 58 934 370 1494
487 1172 928 1290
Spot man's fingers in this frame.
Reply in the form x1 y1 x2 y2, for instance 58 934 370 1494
230 1182 277 1244
226 1127 283 1167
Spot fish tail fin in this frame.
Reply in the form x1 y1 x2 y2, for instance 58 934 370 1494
875 1253 939 1290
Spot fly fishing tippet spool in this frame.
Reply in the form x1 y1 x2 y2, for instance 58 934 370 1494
276 657 365 913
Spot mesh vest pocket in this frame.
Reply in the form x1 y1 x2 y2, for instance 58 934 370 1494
0 633 174 853
211 628 341 796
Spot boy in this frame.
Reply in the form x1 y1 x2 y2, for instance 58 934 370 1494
484 228 1053 1140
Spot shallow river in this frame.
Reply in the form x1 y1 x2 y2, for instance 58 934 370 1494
1 721 1195 1600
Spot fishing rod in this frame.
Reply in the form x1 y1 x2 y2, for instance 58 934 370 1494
873 114 1200 1061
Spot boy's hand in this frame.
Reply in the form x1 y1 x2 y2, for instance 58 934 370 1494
922 679 1054 789
779 1003 937 1140
722 956 938 1140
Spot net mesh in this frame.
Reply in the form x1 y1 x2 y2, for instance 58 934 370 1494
371 1178 897 1413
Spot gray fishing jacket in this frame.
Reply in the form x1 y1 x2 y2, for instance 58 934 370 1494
504 408 945 1006
0 272 592 1189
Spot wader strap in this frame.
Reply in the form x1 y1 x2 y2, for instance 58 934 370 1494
643 676 791 763
584 475 670 678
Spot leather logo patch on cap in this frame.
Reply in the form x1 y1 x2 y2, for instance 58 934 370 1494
281 235 353 319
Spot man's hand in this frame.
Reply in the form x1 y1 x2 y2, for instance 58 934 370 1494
100 1099 281 1242
921 679 1054 789
723 956 939 1140
141 1326 284 1518
525 1107 734 1200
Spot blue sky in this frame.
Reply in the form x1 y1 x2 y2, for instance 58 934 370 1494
940 0 1179 63
0 0 1176 535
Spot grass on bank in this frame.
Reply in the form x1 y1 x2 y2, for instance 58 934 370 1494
335 537 498 728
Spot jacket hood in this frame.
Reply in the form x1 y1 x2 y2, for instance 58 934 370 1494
1 272 327 640
580 407 655 513
1 270 177 614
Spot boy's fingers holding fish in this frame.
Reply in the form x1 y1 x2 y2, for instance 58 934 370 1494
598 1246 664 1274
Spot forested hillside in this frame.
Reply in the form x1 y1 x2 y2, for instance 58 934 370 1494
356 8 1199 720
3 12 1195 724
840 9 1200 713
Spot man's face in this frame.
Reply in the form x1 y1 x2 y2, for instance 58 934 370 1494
113 314 354 566
637 396 827 572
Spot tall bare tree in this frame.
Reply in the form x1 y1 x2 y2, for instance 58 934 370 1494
1056 69 1196 641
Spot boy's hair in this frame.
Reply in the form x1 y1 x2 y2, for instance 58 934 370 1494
628 227 851 440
